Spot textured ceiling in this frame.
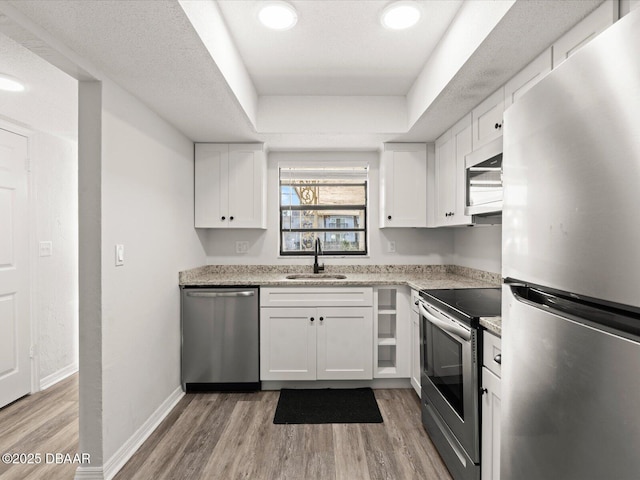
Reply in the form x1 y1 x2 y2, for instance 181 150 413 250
0 0 606 149
217 0 463 96
0 30 77 140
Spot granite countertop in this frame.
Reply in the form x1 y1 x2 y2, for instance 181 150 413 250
480 317 502 337
179 264 500 290
179 264 503 336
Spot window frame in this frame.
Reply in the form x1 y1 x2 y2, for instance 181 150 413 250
278 168 369 257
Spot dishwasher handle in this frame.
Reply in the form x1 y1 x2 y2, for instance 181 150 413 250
186 291 255 298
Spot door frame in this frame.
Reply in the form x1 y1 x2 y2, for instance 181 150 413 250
0 118 36 394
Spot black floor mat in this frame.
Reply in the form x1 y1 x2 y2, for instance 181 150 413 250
273 388 383 424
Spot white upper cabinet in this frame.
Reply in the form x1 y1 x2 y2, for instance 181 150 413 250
434 114 473 227
194 143 267 228
504 49 552 109
434 129 454 225
553 1 617 69
380 143 428 228
472 88 505 151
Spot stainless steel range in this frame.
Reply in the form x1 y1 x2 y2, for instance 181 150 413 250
418 288 501 480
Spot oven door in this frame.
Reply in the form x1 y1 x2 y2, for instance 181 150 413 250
419 300 480 462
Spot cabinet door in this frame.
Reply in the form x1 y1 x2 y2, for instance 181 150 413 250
552 1 616 69
316 307 373 380
472 88 504 151
434 129 455 226
451 115 473 225
504 49 552 109
260 308 316 381
410 303 421 397
481 367 502 480
194 143 228 227
227 144 266 228
380 143 427 228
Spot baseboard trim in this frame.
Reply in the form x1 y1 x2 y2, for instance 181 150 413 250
102 386 184 480
40 363 78 391
73 466 104 480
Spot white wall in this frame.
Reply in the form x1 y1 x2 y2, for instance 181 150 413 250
99 79 206 462
200 150 454 266
0 30 79 389
32 131 79 386
451 225 502 275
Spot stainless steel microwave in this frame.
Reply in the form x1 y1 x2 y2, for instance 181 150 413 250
465 137 503 216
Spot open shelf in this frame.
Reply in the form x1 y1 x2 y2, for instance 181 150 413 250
377 364 397 375
377 335 397 346
377 289 397 311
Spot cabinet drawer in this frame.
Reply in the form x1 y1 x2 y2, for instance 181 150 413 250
483 331 502 378
261 287 373 308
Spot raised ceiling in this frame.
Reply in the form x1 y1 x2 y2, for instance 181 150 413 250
0 0 606 149
217 0 463 96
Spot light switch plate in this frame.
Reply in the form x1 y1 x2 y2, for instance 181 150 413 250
236 241 249 254
39 241 53 257
115 244 124 266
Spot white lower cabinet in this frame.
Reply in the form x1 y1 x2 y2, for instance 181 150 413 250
260 288 373 381
410 289 421 397
482 332 502 480
373 286 410 378
260 307 317 381
316 307 373 380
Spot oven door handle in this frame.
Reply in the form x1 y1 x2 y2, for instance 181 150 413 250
419 301 471 342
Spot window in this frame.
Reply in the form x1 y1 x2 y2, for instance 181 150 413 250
279 166 368 256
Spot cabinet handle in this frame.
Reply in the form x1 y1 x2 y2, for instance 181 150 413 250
494 353 502 365
494 123 502 130
230 216 234 221
221 216 226 221
387 215 392 220
310 317 315 322
319 317 324 322
481 387 488 395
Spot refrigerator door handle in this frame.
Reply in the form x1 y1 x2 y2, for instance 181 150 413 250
419 301 471 342
186 291 256 298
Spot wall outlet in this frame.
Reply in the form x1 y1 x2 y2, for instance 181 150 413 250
235 241 249 254
115 244 125 266
39 241 53 257
387 241 396 253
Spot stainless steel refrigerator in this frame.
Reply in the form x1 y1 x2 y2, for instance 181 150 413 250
501 9 640 480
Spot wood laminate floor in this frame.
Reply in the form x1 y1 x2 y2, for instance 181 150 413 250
0 374 78 480
116 388 452 480
0 376 452 480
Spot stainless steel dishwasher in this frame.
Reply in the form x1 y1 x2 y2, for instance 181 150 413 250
180 287 260 391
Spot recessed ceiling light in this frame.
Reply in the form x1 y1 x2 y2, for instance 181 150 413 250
0 73 25 92
258 2 298 30
381 1 421 30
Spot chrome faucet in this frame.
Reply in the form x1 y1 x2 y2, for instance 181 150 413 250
313 238 324 274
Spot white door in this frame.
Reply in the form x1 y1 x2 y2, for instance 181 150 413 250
0 128 30 408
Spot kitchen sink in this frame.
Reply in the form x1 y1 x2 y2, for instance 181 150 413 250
285 274 347 280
